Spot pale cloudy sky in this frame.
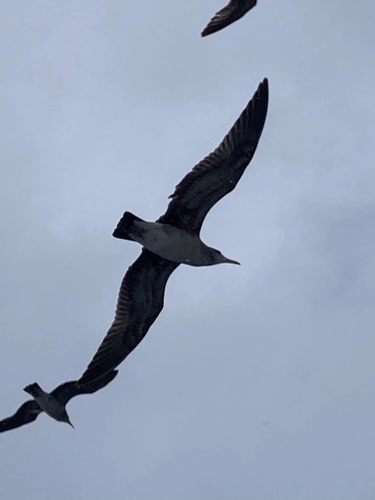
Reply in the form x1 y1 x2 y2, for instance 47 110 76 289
1 1 375 498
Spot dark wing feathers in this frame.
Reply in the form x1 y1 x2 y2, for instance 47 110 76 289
77 250 178 386
0 400 42 433
51 370 118 405
201 0 257 37
157 78 268 235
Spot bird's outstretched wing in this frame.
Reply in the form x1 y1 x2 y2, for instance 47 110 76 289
51 370 119 405
77 250 178 386
201 0 257 37
157 78 268 235
0 400 42 433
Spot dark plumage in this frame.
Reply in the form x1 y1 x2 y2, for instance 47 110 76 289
0 371 118 433
77 78 269 387
201 0 257 37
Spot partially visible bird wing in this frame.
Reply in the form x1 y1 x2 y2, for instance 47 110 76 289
51 371 119 406
77 250 179 386
157 78 268 235
0 400 42 433
201 0 257 37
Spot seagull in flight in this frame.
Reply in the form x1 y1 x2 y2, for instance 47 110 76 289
201 0 257 37
0 371 117 433
77 78 269 387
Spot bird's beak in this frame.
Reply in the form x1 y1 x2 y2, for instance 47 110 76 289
222 256 241 265
67 419 75 429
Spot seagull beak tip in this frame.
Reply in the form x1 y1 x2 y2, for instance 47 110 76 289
223 257 241 265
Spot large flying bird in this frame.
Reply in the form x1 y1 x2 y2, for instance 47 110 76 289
201 0 257 37
0 371 117 433
77 78 269 387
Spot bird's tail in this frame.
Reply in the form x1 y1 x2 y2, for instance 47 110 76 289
112 211 146 241
23 383 43 398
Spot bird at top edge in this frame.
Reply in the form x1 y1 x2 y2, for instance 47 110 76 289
201 0 257 37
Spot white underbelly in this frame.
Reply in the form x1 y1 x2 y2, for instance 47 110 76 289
143 228 173 252
141 225 200 264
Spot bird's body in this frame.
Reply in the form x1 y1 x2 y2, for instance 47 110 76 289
77 78 269 387
0 371 118 433
24 383 72 424
131 221 208 265
113 213 240 266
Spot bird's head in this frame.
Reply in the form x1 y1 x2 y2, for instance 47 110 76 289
62 412 74 429
207 247 241 266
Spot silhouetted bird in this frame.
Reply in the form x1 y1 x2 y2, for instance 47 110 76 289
0 370 117 433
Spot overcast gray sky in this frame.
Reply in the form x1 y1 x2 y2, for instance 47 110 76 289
1 0 375 498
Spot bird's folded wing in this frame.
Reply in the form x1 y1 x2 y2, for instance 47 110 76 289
0 400 42 433
157 78 268 235
77 250 178 386
201 0 257 37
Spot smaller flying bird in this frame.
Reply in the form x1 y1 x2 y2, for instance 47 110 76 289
201 0 257 37
0 370 117 433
